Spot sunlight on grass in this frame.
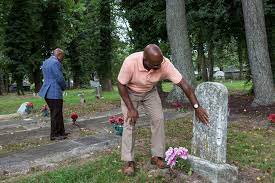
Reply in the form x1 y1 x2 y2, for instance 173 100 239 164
0 80 251 115
0 88 121 115
162 82 173 92
216 80 252 92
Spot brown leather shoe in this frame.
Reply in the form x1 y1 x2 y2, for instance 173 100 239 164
151 156 166 169
122 161 135 176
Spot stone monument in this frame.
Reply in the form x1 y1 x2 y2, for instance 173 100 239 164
188 82 238 183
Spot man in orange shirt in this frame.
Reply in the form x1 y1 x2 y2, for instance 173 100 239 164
118 44 209 176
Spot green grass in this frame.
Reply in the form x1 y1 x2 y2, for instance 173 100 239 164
161 80 252 93
0 80 251 115
161 82 173 92
216 80 252 92
16 151 162 183
0 88 120 115
13 117 274 183
227 127 275 173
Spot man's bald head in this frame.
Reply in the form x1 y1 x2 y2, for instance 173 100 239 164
53 48 64 62
144 44 163 66
143 44 163 70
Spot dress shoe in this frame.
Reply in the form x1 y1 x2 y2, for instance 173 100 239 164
63 132 70 136
151 156 166 169
50 136 67 141
122 161 135 176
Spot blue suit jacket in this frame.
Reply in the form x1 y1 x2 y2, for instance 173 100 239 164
39 56 66 99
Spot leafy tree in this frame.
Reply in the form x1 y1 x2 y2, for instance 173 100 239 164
95 0 113 91
120 0 167 51
4 0 42 95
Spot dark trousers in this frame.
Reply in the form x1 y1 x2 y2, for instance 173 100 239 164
45 98 65 137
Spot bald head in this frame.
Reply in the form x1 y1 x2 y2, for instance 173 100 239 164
144 44 163 65
143 44 163 70
53 48 64 62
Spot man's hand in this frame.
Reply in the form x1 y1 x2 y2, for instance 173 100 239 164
195 107 209 126
127 108 139 125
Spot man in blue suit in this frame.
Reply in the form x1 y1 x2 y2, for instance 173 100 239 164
39 48 68 141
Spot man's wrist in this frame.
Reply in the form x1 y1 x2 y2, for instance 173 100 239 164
193 103 199 109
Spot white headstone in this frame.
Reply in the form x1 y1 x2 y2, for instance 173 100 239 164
192 82 228 163
17 102 29 115
188 82 238 183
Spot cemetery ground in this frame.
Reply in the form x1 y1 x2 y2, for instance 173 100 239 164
0 80 274 182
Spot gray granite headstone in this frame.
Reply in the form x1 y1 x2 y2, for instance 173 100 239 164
188 82 238 183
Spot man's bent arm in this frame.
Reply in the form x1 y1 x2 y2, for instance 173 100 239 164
176 78 209 124
117 82 135 111
176 78 199 107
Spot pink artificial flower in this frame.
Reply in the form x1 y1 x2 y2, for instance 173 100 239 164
40 105 48 111
165 147 189 168
109 116 116 124
267 114 275 123
26 102 33 108
171 101 184 109
116 116 124 125
109 115 124 125
165 147 177 167
177 147 188 160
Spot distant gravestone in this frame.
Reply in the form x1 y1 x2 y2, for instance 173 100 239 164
188 82 238 183
78 93 86 104
17 102 33 116
17 102 28 115
90 71 102 99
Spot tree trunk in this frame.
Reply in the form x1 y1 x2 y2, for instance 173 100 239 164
4 73 9 93
197 32 208 81
101 79 113 91
97 0 113 91
33 68 41 93
242 0 274 106
166 0 195 103
15 77 24 95
237 38 244 80
208 41 214 81
0 71 3 95
73 67 81 89
264 3 274 83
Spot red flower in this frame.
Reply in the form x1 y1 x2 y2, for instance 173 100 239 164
109 115 124 125
171 101 184 109
26 102 33 108
117 116 124 125
71 112 78 121
109 116 116 124
267 114 275 123
40 105 48 111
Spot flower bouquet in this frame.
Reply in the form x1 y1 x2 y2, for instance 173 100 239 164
267 114 275 129
171 101 186 112
40 105 49 117
71 112 80 127
109 115 124 136
165 147 189 168
25 102 33 114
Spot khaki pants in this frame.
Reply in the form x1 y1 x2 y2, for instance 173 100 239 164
121 88 165 161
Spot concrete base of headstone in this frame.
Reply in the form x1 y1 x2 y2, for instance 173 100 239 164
188 155 238 183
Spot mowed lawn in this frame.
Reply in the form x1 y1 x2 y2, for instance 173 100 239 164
0 80 251 115
0 88 121 115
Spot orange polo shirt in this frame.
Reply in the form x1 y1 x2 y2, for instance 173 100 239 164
117 51 182 93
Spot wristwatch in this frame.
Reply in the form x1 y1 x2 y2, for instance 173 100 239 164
193 104 199 109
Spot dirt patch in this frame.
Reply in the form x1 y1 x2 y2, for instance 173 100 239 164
228 94 275 117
